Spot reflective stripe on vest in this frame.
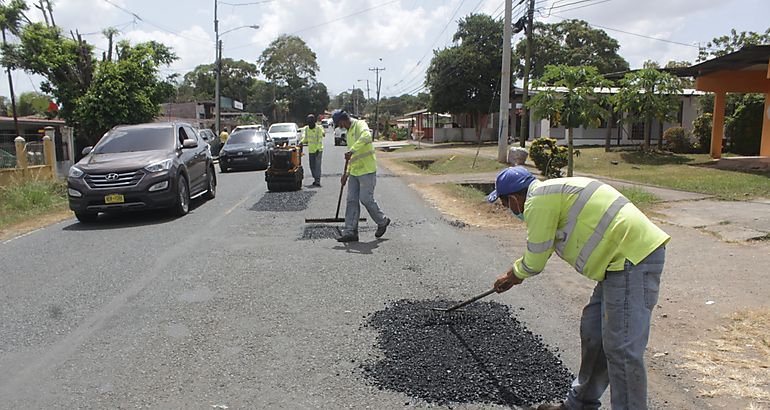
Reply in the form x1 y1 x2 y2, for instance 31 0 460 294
574 196 630 274
527 239 554 253
543 181 602 255
521 259 541 276
350 147 375 163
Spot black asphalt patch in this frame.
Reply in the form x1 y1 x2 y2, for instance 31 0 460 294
362 299 573 407
300 225 341 240
250 190 316 212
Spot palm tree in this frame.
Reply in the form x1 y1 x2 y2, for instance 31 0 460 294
0 0 29 136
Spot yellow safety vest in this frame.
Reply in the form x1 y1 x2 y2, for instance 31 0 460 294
301 124 324 154
347 119 376 176
513 177 670 282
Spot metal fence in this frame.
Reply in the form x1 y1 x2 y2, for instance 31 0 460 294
25 142 45 166
0 142 15 168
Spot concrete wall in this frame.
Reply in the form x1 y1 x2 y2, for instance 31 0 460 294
433 127 498 143
0 136 56 187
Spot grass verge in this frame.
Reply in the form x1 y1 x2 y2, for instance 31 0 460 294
617 186 660 213
398 155 505 175
679 308 770 406
0 179 69 229
573 148 770 200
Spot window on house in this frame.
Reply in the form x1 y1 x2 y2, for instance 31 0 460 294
631 122 645 140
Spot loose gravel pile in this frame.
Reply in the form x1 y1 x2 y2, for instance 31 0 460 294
250 191 316 212
362 299 573 407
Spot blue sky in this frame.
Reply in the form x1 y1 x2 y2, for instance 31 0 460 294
1 0 768 101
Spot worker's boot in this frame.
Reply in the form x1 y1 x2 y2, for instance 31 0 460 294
536 403 567 410
375 217 391 238
337 232 359 242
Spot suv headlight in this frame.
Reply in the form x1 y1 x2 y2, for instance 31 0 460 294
144 159 173 173
68 166 84 178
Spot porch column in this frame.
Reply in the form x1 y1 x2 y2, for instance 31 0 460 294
761 92 770 157
710 91 726 159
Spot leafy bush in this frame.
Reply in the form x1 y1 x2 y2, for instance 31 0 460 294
726 93 763 156
692 113 712 153
530 137 568 178
663 127 695 153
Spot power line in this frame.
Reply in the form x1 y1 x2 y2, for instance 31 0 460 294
388 0 468 91
219 0 275 5
542 0 610 15
551 14 699 48
101 0 213 44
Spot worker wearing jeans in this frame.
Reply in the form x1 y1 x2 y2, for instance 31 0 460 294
332 110 390 242
566 246 665 410
488 166 670 410
302 114 324 187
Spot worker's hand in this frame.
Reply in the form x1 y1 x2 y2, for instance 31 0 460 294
493 268 523 293
340 173 348 185
344 151 352 160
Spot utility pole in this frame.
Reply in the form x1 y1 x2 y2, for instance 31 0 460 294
519 0 535 148
369 66 385 139
1 29 19 137
214 0 220 135
497 0 512 162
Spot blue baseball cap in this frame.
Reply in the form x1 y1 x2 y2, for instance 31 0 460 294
331 109 349 127
487 166 536 203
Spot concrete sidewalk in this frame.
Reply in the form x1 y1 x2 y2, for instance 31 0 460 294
381 144 770 242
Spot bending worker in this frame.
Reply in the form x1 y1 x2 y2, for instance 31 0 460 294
331 110 390 242
301 114 324 187
488 166 670 410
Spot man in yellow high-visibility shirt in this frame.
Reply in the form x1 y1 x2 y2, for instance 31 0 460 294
219 127 229 144
331 110 390 242
488 166 670 410
301 114 324 187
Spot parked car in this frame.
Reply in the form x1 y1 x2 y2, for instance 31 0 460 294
67 122 216 223
198 128 222 156
321 118 332 128
233 124 264 132
267 122 301 146
218 128 273 172
334 126 347 146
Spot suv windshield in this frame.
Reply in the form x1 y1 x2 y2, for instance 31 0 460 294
93 126 175 154
227 130 266 144
269 124 295 133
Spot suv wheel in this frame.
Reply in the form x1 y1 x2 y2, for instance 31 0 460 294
204 167 217 200
75 211 98 223
174 175 190 216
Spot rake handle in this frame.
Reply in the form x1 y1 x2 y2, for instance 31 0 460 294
334 157 350 220
443 288 496 313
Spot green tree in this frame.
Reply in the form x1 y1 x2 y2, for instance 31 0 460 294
426 14 502 146
74 40 177 143
528 64 611 176
17 91 51 116
515 19 629 79
258 34 318 89
287 82 329 120
0 0 30 131
177 58 260 105
698 28 770 62
613 68 683 150
3 22 94 136
725 93 763 155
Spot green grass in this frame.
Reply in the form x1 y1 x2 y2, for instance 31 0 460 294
0 179 68 228
399 155 506 175
440 182 490 203
618 186 660 212
573 148 770 200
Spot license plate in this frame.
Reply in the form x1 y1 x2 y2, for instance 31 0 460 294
104 194 125 204
233 157 248 161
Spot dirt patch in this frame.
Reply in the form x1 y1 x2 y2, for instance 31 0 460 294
0 209 73 242
678 308 770 406
362 299 573 407
409 183 521 229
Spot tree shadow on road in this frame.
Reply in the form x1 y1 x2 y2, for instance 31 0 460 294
333 238 389 254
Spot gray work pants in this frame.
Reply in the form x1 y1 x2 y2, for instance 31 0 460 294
343 172 387 235
566 246 666 410
309 151 322 183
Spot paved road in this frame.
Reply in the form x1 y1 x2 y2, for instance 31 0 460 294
0 129 696 409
